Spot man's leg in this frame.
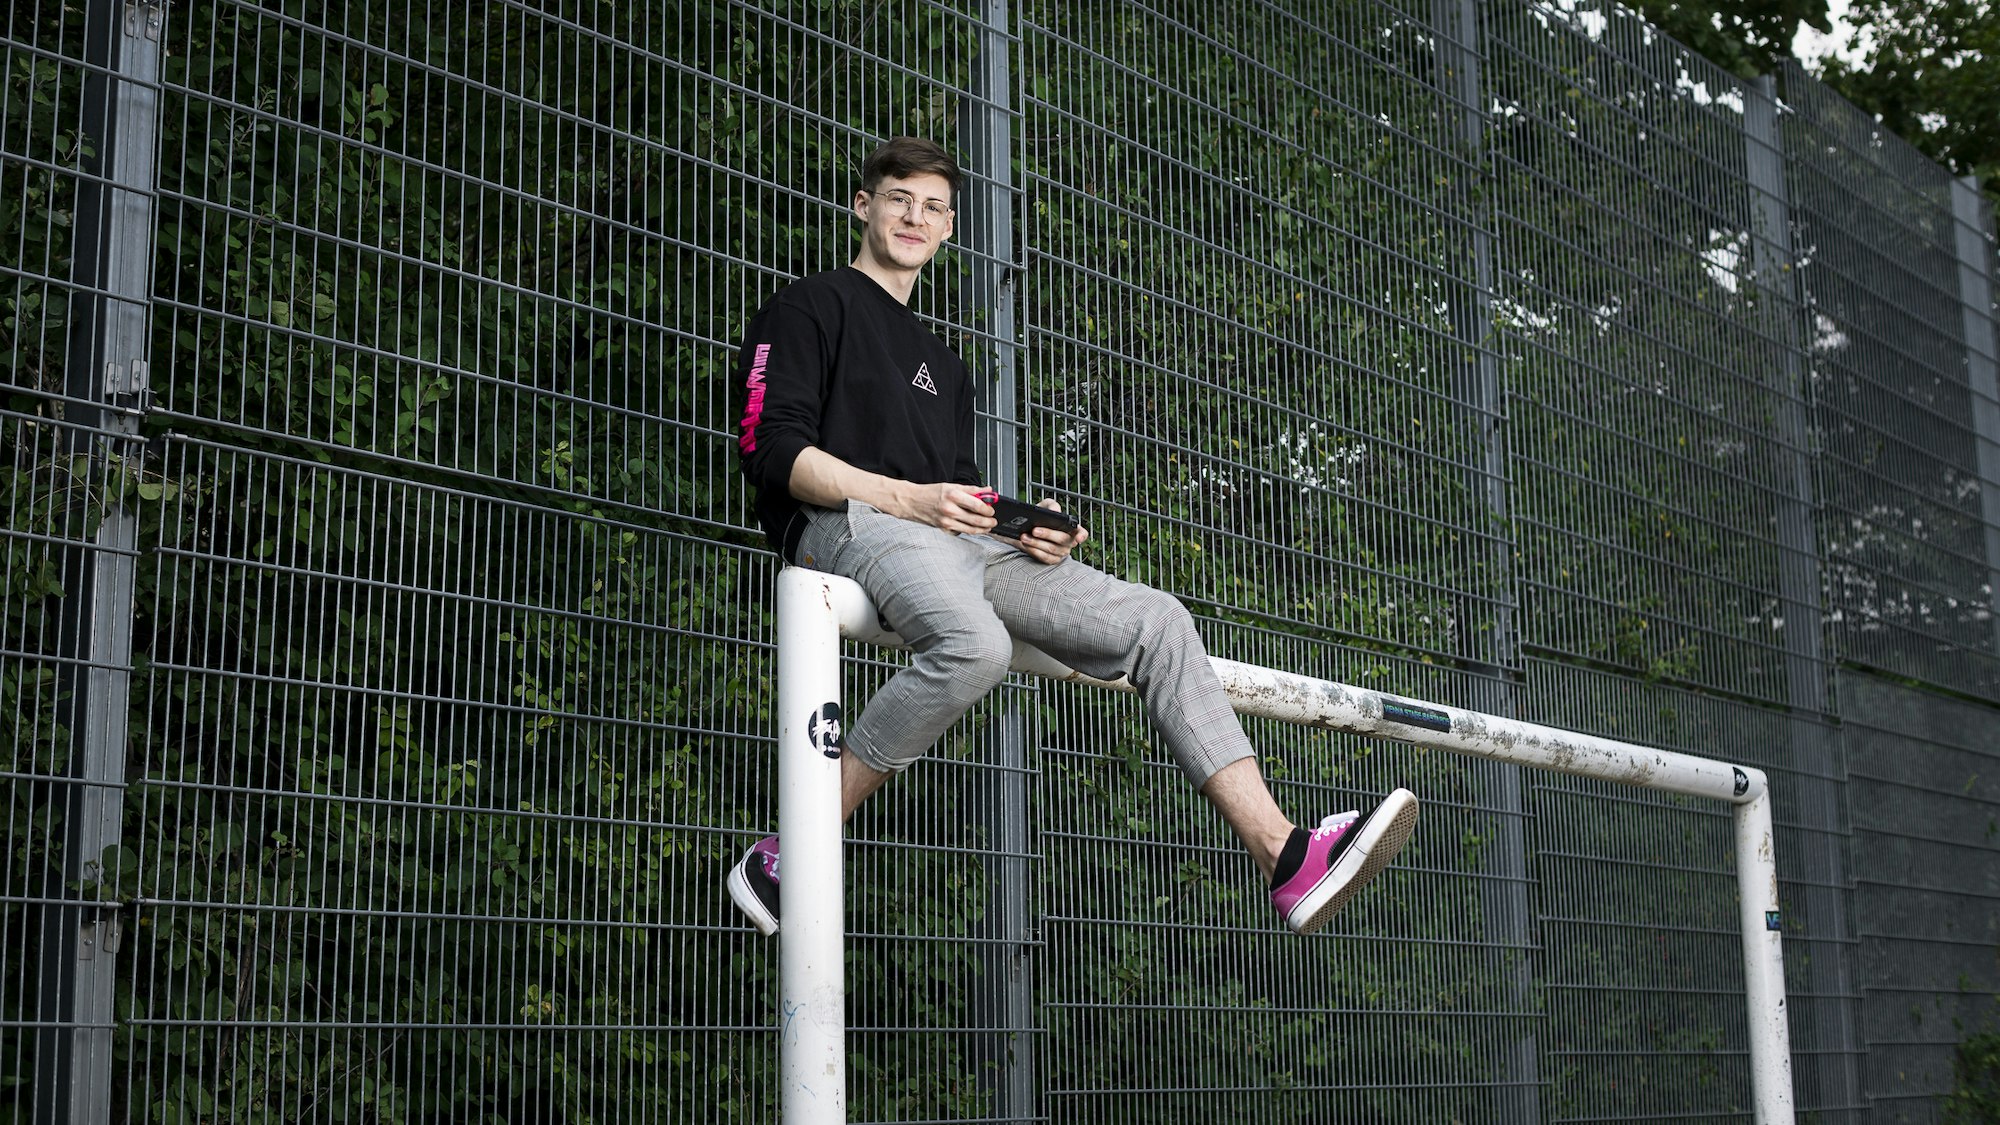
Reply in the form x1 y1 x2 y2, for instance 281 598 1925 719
729 503 1014 935
841 747 893 820
975 541 1419 934
972 539 1259 792
828 502 1015 776
1199 757 1293 884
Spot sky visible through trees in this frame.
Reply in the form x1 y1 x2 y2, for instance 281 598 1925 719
1627 0 1998 202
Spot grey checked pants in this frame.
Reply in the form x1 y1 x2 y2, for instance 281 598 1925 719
794 501 1255 786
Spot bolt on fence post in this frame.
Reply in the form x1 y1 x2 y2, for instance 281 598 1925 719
1950 176 2000 660
777 568 848 1123
36 2 164 1124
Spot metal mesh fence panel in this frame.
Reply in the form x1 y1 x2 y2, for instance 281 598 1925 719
1018 2 1535 1119
1485 4 1811 707
129 434 782 1120
1484 7 1863 1121
150 1 796 523
1780 60 2000 702
2 0 1997 1122
1019 1 1507 667
1521 659 1860 1122
1839 671 2000 1125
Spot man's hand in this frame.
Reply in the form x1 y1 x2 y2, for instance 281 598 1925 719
788 450 1080 551
1013 498 1089 565
904 483 999 536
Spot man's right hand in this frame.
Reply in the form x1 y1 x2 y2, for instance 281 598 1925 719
903 483 1000 536
789 448 997 535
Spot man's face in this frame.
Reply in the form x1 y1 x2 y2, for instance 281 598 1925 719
852 172 955 272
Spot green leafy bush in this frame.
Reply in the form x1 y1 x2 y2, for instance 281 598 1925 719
1944 1031 2000 1125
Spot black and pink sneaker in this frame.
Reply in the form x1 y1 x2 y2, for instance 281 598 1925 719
727 835 782 936
1269 788 1419 934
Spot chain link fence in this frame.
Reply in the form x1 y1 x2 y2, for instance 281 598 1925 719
2 0 1996 1122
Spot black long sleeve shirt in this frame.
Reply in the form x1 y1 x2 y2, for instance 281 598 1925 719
734 266 981 560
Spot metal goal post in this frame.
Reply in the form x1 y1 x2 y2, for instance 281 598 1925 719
772 566 1794 1124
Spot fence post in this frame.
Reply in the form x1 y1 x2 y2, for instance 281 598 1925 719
963 3 1037 1120
777 567 849 1123
1950 176 2000 657
34 2 163 1123
1433 3 1538 1119
984 713 1035 1120
1744 77 1829 735
1744 74 1856 1117
967 0 1020 495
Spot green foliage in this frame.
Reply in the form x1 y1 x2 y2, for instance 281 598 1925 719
1944 1031 2000 1124
1032 680 1532 1121
1821 0 2000 204
1481 3 1814 702
0 41 85 397
121 441 782 1122
1626 0 2000 206
1626 0 1833 77
1020 1 1499 668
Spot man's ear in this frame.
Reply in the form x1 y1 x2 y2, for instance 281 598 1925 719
852 190 870 221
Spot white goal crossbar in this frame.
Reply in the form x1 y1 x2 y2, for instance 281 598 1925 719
773 567 1794 1123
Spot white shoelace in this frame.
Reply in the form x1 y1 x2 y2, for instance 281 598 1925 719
1314 810 1360 836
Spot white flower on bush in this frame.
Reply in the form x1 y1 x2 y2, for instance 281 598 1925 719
1269 424 1366 492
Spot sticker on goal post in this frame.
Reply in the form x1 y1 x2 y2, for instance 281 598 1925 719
1379 698 1452 733
808 702 844 759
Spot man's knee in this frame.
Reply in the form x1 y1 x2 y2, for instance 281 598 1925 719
848 620 1012 774
1133 584 1201 644
932 619 1015 698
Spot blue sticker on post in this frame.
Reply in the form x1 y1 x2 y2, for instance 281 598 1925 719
1380 697 1452 733
1765 910 1782 932
808 702 844 759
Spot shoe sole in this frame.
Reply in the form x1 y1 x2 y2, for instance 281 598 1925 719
726 858 781 937
1288 788 1419 935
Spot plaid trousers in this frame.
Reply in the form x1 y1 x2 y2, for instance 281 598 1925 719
795 501 1255 786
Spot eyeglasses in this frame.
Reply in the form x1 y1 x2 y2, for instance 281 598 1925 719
865 189 953 225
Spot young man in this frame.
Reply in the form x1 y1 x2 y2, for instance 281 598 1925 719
727 136 1417 938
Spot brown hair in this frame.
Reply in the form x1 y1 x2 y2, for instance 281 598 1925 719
858 137 964 195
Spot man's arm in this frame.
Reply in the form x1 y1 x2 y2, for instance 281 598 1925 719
792 448 1086 561
789 446 997 536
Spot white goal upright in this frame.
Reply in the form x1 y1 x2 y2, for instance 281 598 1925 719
771 566 1794 1124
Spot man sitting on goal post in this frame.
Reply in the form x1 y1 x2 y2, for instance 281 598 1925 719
726 135 1419 938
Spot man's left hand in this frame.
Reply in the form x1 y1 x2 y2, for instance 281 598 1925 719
1015 498 1088 565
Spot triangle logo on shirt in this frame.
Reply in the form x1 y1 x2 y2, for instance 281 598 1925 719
911 363 938 395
